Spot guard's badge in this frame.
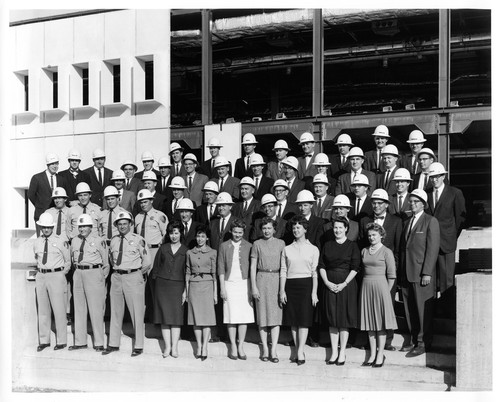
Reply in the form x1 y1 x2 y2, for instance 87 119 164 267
150 216 155 221
128 240 135 246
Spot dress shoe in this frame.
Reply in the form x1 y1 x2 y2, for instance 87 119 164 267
131 348 143 357
326 358 338 365
209 336 220 343
201 355 207 361
260 355 269 362
94 346 105 352
102 346 119 355
336 358 346 366
237 352 247 360
54 344 67 350
68 345 87 351
194 353 201 359
170 351 179 358
406 345 426 357
399 344 414 352
361 360 374 367
289 357 298 363
37 343 50 352
384 345 397 351
228 352 237 360
373 355 386 368
270 357 279 363
297 359 306 366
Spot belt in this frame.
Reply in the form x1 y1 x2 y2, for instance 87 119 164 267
191 273 213 278
76 264 102 270
258 269 280 273
148 244 160 249
114 268 141 275
38 267 64 274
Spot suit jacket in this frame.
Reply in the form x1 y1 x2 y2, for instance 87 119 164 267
232 198 261 240
358 212 403 266
312 194 335 221
83 166 113 207
171 163 187 178
182 172 209 207
364 149 398 174
287 178 306 204
321 219 359 245
102 189 136 214
125 177 142 195
182 220 203 249
347 193 372 222
388 193 412 222
399 212 440 284
209 214 237 252
334 169 377 196
200 158 232 179
265 160 286 181
278 201 300 221
194 203 218 226
328 154 351 181
427 185 466 254
234 156 252 180
58 169 91 202
28 171 67 221
376 167 400 195
400 154 421 175
253 176 274 202
297 153 317 180
211 176 240 202
156 175 174 198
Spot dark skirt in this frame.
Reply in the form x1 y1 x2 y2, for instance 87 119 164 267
283 277 313 327
321 269 358 328
153 278 185 326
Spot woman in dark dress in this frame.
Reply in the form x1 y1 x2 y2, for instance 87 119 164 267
152 221 188 358
318 217 360 365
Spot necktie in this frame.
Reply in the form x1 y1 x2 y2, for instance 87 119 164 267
377 150 382 169
434 189 439 208
162 177 166 192
243 200 248 213
176 164 179 176
50 175 54 190
341 155 346 166
219 178 224 192
78 237 86 263
356 198 361 215
317 198 322 212
107 209 113 239
305 154 312 169
83 205 87 214
278 162 283 174
255 177 259 189
212 159 215 169
56 210 62 235
42 237 48 265
188 176 193 191
398 195 403 213
98 168 103 186
126 179 130 190
220 217 225 233
277 203 282 218
173 200 178 213
116 235 124 266
384 169 391 188
287 181 292 189
412 158 418 174
209 204 214 220
246 157 250 170
184 222 189 237
406 216 415 241
140 212 147 238
424 173 428 188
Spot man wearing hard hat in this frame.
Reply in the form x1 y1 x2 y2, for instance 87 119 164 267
108 170 136 213
120 160 141 194
266 140 290 181
297 132 317 180
169 142 186 177
58 149 91 205
83 148 113 207
329 133 354 180
182 153 209 207
44 187 71 241
235 133 260 179
134 151 160 180
68 182 103 240
250 154 274 201
100 186 127 244
194 181 220 225
401 130 426 175
211 156 240 202
377 145 401 195
364 125 394 174
200 137 233 179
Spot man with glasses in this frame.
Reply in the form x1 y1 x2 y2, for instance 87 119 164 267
120 160 142 194
271 179 299 222
413 148 443 191
83 149 113 207
59 149 91 205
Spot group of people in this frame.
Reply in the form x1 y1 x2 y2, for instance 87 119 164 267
29 125 467 366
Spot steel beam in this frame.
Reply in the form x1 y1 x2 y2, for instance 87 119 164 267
438 9 451 170
312 9 324 118
202 9 212 126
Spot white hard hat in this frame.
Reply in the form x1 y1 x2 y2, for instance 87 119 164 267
113 210 133 225
214 192 234 204
249 154 266 166
392 168 413 181
272 179 290 191
206 137 223 148
203 181 220 193
121 160 138 171
37 212 55 227
428 162 447 177
76 214 93 227
417 148 436 159
332 194 352 208
142 171 158 182
381 144 399 156
282 156 299 171
111 170 126 181
104 186 120 198
371 188 389 202
183 153 198 164
67 149 81 160
213 156 230 168
372 125 390 138
410 189 428 204
45 153 59 164
51 187 68 198
261 193 278 206
92 148 106 159
335 133 354 146
242 133 258 145
407 130 427 143
157 157 172 168
169 176 187 189
169 142 184 154
141 151 154 161
299 132 315 144
295 189 315 203
312 153 331 166
350 174 370 187
312 174 329 185
347 147 364 158
177 198 195 211
137 189 154 201
239 177 256 187
75 182 92 195
272 140 290 151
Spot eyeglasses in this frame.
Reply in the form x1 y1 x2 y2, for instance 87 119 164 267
408 199 422 204
274 189 287 193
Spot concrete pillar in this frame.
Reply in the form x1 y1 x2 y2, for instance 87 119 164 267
456 272 492 390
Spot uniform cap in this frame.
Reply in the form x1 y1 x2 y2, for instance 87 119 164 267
242 133 258 145
239 176 256 187
371 188 389 202
169 176 187 189
350 174 370 187
372 125 390 138
75 182 92 195
206 137 223 148
272 179 290 191
417 147 436 159
428 162 447 177
332 194 352 208
77 214 93 226
113 211 133 225
347 147 364 158
157 157 172 168
281 156 299 171
111 169 126 181
213 156 230 168
45 153 59 164
92 148 106 159
36 212 55 227
272 140 290 151
169 142 184 154
392 168 413 181
202 181 220 193
299 132 315 144
381 144 399 156
295 189 315 203
141 151 154 162
312 153 331 166
137 189 154 201
312 173 329 185
183 153 198 164
249 154 266 166
67 149 81 160
177 198 195 211
104 185 120 198
261 194 278 206
51 187 68 198
121 160 138 171
407 130 427 143
410 189 428 204
335 133 354 146
214 192 234 204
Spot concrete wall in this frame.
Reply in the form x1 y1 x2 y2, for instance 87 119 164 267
9 9 171 230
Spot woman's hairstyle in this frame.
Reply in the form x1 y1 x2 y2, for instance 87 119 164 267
164 220 185 243
332 216 350 233
366 222 386 241
259 216 277 230
289 214 309 231
229 218 247 231
195 224 210 238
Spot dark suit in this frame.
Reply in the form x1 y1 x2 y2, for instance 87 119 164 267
171 163 186 178
211 176 240 202
297 153 317 180
365 149 397 174
28 171 67 222
400 154 421 175
194 203 218 226
287 178 306 204
335 169 377 196
328 154 351 181
427 185 466 293
234 156 253 180
265 160 286 181
125 177 142 195
182 220 203 249
252 176 274 202
209 214 237 253
58 169 91 202
312 195 335 221
388 193 412 222
376 167 399 195
83 166 113 207
182 172 209 207
200 158 232 179
156 175 174 198
277 201 300 221
232 198 261 241
347 194 372 222
399 212 440 348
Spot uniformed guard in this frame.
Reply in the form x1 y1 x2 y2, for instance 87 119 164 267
44 187 71 240
68 182 103 239
69 214 109 351
101 185 127 245
33 212 71 351
104 211 151 357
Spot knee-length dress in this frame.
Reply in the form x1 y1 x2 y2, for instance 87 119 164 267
186 245 217 326
318 239 360 328
359 245 398 331
251 237 286 327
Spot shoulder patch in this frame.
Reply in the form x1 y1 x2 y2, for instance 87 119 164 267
140 239 146 248
160 215 166 223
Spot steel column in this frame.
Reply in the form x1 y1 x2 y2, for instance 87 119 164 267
312 9 324 118
202 9 213 125
438 9 451 170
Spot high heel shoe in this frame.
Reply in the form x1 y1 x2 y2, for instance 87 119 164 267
361 360 374 366
297 359 306 366
373 355 386 368
201 355 207 361
326 357 338 365
336 358 346 366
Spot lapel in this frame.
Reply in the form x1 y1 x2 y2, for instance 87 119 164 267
433 185 448 213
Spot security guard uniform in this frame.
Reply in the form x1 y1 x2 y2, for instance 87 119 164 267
34 233 71 347
134 207 168 263
68 202 103 239
45 206 71 241
70 234 109 349
101 205 127 243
